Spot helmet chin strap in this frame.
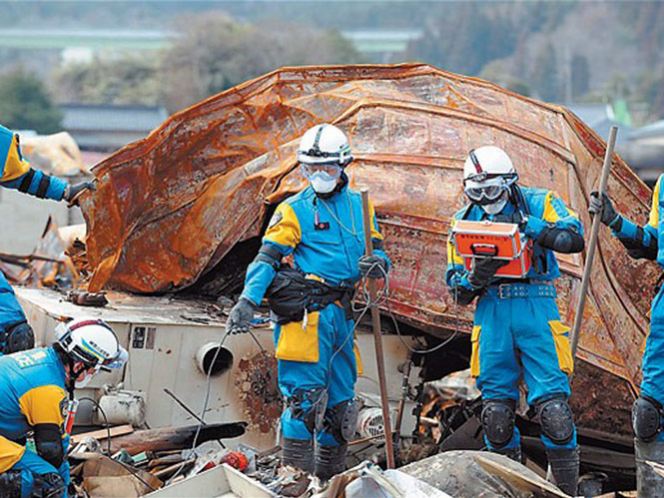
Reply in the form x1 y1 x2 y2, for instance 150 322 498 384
67 360 91 400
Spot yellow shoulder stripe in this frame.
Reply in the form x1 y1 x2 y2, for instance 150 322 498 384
368 199 384 241
1 134 30 182
648 176 661 229
542 190 578 224
447 219 464 265
264 202 301 248
542 191 561 223
19 385 66 427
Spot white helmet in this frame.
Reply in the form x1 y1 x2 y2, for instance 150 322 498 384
55 318 127 381
297 124 353 167
463 146 518 214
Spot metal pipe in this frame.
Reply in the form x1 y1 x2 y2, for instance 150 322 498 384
569 126 618 368
163 388 226 449
164 388 207 425
361 189 396 469
394 358 412 437
195 342 233 376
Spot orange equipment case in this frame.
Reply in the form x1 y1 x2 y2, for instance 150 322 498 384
451 220 533 279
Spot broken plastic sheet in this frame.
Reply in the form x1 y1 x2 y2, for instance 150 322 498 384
400 450 568 498
312 461 451 498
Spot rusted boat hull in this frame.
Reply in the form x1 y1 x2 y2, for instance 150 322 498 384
81 64 656 438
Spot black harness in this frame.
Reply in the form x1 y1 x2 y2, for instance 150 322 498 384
266 266 355 324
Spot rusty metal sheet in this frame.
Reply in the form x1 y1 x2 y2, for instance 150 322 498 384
81 64 655 435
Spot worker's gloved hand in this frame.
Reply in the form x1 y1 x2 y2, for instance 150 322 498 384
589 191 620 227
65 180 96 206
359 255 388 279
468 257 509 289
226 298 256 334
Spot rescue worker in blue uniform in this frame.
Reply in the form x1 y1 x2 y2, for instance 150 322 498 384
0 124 94 355
590 179 664 497
0 318 127 498
226 124 390 480
446 146 585 496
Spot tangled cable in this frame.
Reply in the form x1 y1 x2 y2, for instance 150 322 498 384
355 259 461 356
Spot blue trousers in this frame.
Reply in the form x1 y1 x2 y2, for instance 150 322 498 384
471 291 577 450
11 449 69 498
641 286 664 442
0 270 26 337
274 303 357 447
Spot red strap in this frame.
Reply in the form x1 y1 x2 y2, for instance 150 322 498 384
469 150 483 174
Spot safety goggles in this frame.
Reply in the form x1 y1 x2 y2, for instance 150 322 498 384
465 184 506 203
464 175 516 204
300 163 343 181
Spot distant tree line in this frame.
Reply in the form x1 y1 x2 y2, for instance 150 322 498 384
0 69 62 133
52 12 363 113
1 2 664 126
407 1 664 120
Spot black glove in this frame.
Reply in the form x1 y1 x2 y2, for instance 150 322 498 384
359 255 388 279
468 257 509 289
226 298 256 334
589 191 619 227
65 180 96 206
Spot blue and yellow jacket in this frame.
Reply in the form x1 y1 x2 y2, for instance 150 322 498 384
0 347 67 472
608 174 662 264
241 183 389 306
0 271 27 335
0 125 67 200
446 186 583 290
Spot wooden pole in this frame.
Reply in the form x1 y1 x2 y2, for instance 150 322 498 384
360 189 396 469
569 126 618 367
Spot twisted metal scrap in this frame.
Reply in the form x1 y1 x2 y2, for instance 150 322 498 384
82 64 655 432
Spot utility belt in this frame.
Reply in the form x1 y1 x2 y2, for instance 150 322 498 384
484 280 556 300
266 266 355 324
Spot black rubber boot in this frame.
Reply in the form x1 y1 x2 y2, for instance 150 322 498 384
315 444 347 482
0 471 22 498
635 438 664 498
546 447 579 496
494 445 522 463
282 437 314 473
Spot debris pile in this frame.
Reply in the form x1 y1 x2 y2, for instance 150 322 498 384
64 422 250 497
0 217 80 288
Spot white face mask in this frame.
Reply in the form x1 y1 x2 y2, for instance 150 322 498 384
309 172 338 194
481 192 508 215
301 164 342 194
74 365 99 388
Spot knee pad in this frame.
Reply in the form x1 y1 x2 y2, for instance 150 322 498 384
34 472 65 498
324 399 359 444
633 396 663 442
4 321 35 354
286 388 328 434
537 397 575 445
481 399 516 449
0 470 22 498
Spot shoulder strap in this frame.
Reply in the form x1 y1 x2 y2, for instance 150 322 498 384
460 203 474 220
511 185 530 216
